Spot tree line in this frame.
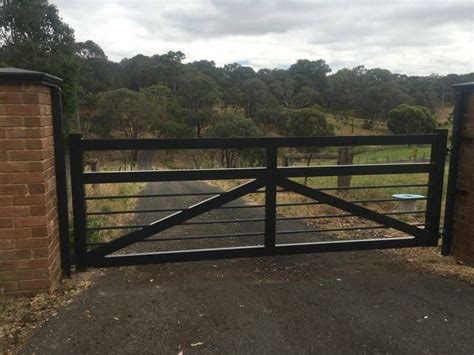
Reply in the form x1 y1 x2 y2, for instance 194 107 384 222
1 0 473 141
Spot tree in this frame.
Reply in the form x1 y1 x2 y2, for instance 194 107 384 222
75 40 107 60
288 59 331 104
119 54 158 90
177 69 219 136
157 120 193 138
141 84 177 122
292 86 319 109
0 0 79 116
205 111 262 167
222 63 256 107
281 108 334 137
270 77 296 108
254 107 284 133
358 68 412 130
189 60 224 85
241 78 272 118
328 66 365 111
387 104 437 134
76 41 120 97
281 108 334 154
92 88 156 139
155 50 185 92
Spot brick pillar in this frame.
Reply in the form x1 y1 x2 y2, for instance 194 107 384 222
0 68 65 295
444 82 474 265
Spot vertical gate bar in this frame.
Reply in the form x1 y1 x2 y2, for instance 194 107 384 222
69 134 87 270
425 129 448 244
264 146 278 248
51 87 71 277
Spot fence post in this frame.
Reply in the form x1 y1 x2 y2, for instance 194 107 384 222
69 134 87 270
264 146 277 248
425 129 448 244
337 146 354 191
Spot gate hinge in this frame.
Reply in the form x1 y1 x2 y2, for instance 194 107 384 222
456 188 468 196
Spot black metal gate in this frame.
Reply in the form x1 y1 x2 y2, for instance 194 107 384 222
69 130 447 270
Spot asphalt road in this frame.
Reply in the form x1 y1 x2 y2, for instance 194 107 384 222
21 181 474 354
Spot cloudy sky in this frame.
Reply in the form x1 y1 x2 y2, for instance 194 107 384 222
53 0 473 75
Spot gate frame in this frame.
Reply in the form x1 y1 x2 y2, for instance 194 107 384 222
70 130 447 269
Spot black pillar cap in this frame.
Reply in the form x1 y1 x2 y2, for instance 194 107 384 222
453 82 474 93
0 67 62 87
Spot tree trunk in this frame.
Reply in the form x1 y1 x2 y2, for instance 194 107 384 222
76 111 81 132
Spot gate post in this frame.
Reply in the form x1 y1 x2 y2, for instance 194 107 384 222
0 68 69 295
264 147 277 248
69 134 87 271
443 82 474 264
425 129 447 244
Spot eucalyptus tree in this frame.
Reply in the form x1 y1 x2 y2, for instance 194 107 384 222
0 0 79 115
177 69 220 137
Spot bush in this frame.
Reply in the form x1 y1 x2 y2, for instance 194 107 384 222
158 120 194 138
387 104 436 134
205 112 263 167
205 112 262 138
281 108 334 137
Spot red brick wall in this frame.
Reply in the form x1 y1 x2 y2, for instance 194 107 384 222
451 91 474 264
0 84 61 295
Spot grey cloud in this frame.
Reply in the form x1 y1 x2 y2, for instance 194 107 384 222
51 0 474 75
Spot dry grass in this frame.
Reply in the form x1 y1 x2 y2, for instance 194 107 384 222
0 270 99 354
209 178 424 240
208 177 474 284
85 183 145 242
326 114 387 136
387 247 474 284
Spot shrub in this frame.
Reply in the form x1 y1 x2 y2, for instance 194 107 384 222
205 112 263 167
205 112 262 138
387 104 436 134
281 108 334 137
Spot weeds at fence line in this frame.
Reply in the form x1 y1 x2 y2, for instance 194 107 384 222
85 183 145 242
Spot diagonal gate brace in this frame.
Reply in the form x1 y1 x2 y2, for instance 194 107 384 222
87 179 265 260
277 178 432 240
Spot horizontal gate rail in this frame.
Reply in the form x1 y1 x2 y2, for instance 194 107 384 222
88 238 420 268
80 134 436 151
85 210 427 231
84 183 428 200
85 211 427 231
85 223 425 247
83 163 432 184
69 130 448 269
85 197 428 215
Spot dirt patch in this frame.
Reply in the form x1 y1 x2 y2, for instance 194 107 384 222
0 270 100 354
387 247 474 284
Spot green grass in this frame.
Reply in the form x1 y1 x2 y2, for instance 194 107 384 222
353 145 431 164
297 173 429 200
